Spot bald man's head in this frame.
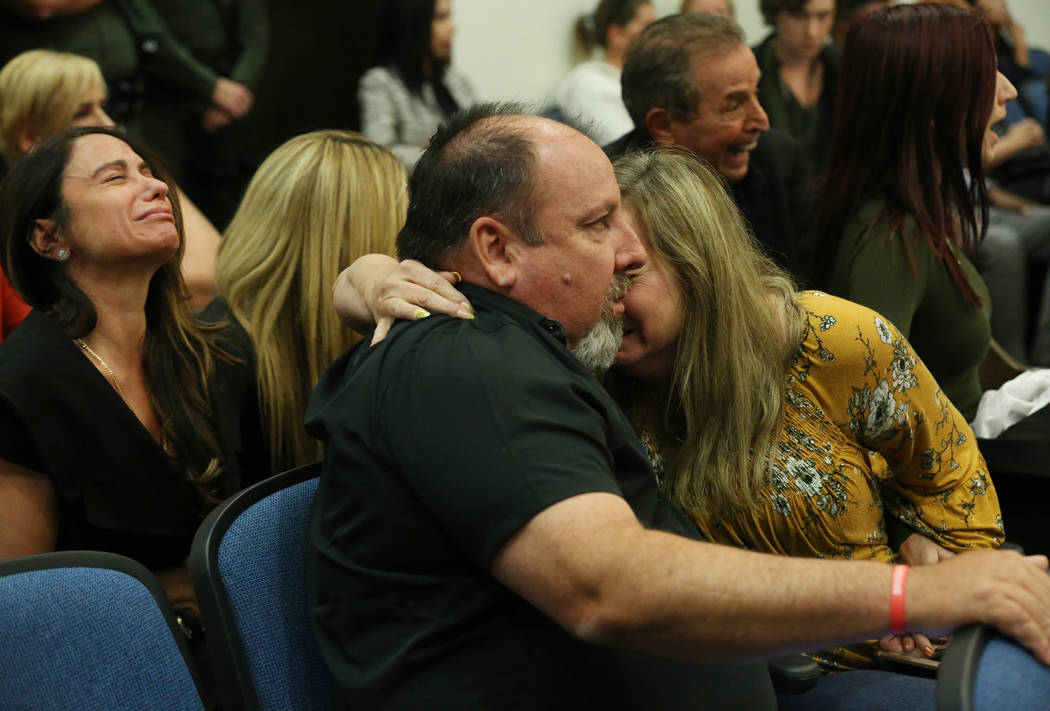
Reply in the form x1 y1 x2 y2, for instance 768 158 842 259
397 104 592 268
397 104 543 266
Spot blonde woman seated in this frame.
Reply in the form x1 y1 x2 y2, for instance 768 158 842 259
209 130 408 472
0 49 220 309
340 149 1003 671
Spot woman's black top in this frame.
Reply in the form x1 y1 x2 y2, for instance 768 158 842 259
0 310 269 570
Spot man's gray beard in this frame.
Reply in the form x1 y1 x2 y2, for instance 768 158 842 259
572 274 630 376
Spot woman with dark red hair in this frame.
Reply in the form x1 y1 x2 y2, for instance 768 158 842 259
815 3 1050 556
815 2 1014 423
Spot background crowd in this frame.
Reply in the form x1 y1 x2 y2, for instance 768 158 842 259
1 0 1050 708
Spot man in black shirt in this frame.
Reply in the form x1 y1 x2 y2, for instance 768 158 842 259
306 102 772 710
606 13 814 282
306 103 1050 711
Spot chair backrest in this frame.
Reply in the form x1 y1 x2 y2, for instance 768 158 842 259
937 624 1050 711
0 551 206 711
190 462 330 711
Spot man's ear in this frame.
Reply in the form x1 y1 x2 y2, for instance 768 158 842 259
644 107 676 147
28 218 64 260
468 216 518 289
15 125 39 157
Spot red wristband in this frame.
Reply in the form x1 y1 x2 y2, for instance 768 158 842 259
890 564 909 636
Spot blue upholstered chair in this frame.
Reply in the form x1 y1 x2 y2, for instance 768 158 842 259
937 623 1050 711
0 551 206 711
190 462 330 711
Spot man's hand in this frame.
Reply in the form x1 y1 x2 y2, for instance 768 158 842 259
1004 118 1045 151
909 549 1050 664
202 105 234 132
210 78 253 119
989 118 1046 168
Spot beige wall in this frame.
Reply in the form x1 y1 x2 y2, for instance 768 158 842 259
452 0 1050 105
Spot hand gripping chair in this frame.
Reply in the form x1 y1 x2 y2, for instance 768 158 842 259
190 462 331 711
0 550 206 711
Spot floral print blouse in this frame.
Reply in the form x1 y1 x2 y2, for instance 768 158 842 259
691 291 1003 560
683 291 1003 669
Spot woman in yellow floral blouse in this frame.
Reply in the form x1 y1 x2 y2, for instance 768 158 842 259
607 148 1002 668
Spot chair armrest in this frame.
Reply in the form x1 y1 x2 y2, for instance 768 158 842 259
768 653 822 694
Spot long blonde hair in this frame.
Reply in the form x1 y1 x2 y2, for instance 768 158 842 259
217 130 407 469
614 149 803 516
0 50 106 165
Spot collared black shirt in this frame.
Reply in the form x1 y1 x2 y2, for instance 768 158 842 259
306 284 774 710
604 127 815 284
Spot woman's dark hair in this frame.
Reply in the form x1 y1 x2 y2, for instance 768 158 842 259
576 0 653 53
813 3 996 308
0 126 185 333
759 0 811 25
0 125 230 502
374 0 445 94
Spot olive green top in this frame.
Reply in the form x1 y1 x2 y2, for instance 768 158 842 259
825 200 991 420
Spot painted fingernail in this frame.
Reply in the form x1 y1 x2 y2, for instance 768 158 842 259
922 645 935 658
413 308 430 320
457 308 475 320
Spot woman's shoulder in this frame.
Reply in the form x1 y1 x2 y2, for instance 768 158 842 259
752 33 777 70
797 291 862 344
359 65 404 91
798 290 902 337
0 311 74 383
799 290 879 320
841 199 885 238
843 199 924 243
198 298 256 362
557 61 619 96
565 60 618 80
836 199 934 275
795 291 905 366
442 66 478 104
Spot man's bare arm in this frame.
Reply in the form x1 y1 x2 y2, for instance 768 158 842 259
493 492 1050 663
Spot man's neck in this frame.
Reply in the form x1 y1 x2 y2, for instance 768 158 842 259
772 37 821 72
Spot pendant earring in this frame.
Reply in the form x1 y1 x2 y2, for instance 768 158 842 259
56 249 69 262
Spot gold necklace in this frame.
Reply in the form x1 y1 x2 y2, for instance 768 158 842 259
74 338 170 454
75 338 124 398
